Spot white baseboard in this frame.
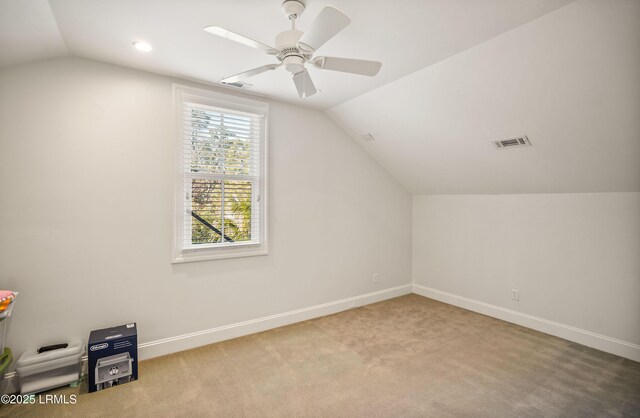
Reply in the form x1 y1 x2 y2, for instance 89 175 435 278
138 284 412 359
1 284 412 393
6 282 635 394
412 284 640 362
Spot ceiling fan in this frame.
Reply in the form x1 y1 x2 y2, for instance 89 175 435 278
204 0 382 99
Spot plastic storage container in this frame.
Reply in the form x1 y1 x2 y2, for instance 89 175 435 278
0 303 14 375
15 341 84 394
0 302 15 355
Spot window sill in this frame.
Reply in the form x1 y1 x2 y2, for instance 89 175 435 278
172 244 268 263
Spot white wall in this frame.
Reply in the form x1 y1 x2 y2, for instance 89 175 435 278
0 57 412 358
413 193 640 354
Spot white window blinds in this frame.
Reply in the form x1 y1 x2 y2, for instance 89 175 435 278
173 86 268 262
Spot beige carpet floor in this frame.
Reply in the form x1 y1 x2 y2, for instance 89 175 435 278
2 294 639 417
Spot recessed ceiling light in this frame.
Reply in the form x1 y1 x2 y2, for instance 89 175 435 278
133 41 152 52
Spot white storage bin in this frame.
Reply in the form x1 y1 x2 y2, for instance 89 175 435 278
15 341 84 394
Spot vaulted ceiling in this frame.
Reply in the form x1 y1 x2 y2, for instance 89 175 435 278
2 0 573 108
327 0 640 193
1 0 638 194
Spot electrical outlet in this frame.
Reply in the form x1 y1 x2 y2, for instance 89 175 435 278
511 289 519 301
372 273 379 284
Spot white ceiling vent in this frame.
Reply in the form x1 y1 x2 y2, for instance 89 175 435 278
492 135 531 149
361 133 376 142
221 80 252 89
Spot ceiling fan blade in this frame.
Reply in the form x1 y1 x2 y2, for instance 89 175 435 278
292 70 318 99
221 64 281 84
312 56 382 76
204 26 278 55
297 6 350 54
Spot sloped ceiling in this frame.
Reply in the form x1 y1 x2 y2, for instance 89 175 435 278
2 0 573 109
327 0 640 194
0 0 67 68
1 0 637 195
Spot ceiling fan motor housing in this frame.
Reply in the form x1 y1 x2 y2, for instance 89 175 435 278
275 29 308 74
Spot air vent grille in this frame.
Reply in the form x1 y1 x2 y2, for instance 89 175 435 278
492 136 531 149
221 81 252 89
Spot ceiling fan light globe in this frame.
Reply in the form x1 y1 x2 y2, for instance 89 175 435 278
283 55 305 74
286 63 304 73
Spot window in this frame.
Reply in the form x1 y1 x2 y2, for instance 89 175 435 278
173 85 268 262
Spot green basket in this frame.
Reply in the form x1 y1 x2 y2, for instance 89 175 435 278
0 347 12 375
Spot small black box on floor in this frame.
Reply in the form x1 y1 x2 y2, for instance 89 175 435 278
88 323 138 393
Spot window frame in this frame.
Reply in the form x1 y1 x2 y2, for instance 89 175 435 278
172 84 269 263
